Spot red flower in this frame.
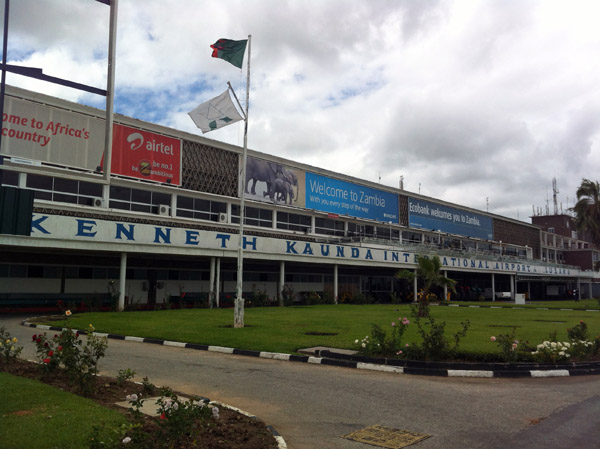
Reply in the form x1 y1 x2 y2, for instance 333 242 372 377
160 412 166 420
43 358 51 364
44 342 49 348
32 334 37 341
57 346 63 351
48 351 54 357
36 338 41 344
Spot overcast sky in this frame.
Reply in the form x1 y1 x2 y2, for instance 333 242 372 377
3 0 600 222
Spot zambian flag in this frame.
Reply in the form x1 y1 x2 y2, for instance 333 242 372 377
210 38 247 69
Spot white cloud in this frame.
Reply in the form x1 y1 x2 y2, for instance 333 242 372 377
4 0 600 222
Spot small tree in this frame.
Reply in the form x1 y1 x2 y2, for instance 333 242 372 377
395 255 456 316
571 178 600 248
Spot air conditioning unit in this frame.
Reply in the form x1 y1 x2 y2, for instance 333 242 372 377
93 198 105 208
158 205 170 216
218 212 228 223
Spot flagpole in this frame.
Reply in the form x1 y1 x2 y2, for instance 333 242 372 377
234 34 251 328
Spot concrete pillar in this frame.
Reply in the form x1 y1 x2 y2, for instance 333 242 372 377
209 257 216 308
491 273 496 302
279 260 285 306
118 252 127 311
215 258 221 308
510 274 515 300
443 270 448 302
334 264 339 304
413 270 418 303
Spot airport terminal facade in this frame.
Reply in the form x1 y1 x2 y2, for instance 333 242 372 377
1 86 598 311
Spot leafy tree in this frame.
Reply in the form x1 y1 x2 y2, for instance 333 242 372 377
571 179 600 248
395 255 456 316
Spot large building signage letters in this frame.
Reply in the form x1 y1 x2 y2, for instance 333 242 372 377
408 197 493 240
27 214 575 277
306 173 399 222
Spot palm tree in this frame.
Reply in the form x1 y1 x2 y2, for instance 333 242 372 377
571 179 600 248
395 255 456 316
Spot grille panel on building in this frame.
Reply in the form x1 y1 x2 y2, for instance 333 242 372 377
181 141 238 197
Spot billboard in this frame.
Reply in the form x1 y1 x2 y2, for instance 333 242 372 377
244 157 398 222
111 124 182 185
1 95 105 170
305 173 399 222
244 156 305 207
408 197 493 239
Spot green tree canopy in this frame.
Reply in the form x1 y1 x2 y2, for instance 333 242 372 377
571 178 600 247
395 255 456 316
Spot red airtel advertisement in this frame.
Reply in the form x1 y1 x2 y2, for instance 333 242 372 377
111 124 181 185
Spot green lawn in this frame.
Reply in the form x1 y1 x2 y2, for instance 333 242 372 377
36 302 600 356
0 373 127 449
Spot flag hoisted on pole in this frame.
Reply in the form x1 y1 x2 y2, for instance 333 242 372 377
210 38 248 69
199 35 251 328
235 35 251 328
188 89 244 133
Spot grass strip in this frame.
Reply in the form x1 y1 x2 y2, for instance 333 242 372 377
0 373 127 449
36 303 600 356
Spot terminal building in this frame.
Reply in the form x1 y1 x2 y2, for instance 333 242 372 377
1 85 598 312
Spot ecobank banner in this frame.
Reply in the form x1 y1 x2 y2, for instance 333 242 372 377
408 197 493 239
305 173 399 222
1 95 105 170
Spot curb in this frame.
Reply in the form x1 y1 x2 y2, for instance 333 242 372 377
22 320 600 379
431 303 600 312
22 320 287 449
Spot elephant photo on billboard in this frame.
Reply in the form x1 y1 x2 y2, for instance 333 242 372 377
245 157 298 205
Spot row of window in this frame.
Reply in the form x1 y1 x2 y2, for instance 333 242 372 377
0 169 527 255
0 264 329 284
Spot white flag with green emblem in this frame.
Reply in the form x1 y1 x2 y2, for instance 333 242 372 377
188 90 244 133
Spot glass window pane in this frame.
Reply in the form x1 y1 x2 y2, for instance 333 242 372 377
152 192 170 205
54 178 78 193
131 188 151 203
79 182 103 197
26 173 53 190
110 186 131 201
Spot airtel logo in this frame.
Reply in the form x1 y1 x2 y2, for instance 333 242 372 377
125 131 175 155
126 132 144 150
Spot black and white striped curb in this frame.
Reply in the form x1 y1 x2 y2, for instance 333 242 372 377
432 303 600 312
22 320 600 378
21 320 287 449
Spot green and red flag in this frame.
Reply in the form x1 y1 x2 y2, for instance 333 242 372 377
210 38 247 69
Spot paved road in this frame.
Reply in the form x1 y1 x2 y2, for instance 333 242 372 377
3 315 600 449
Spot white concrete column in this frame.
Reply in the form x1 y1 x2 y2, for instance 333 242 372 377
215 258 221 308
413 270 418 303
510 274 515 300
334 264 339 304
209 257 216 308
279 260 285 306
443 270 448 302
491 273 496 302
118 252 127 311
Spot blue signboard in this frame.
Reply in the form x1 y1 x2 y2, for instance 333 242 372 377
305 172 399 222
408 197 493 239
